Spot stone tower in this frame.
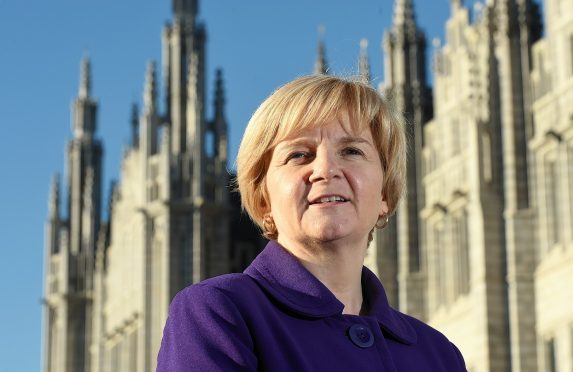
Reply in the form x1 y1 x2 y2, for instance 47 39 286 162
43 1 263 371
421 2 510 370
42 57 103 372
89 1 232 370
494 0 542 370
376 0 433 317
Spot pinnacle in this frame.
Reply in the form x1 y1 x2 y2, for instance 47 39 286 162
79 56 91 99
48 173 60 217
144 61 157 110
314 25 328 75
393 0 417 28
214 69 225 113
359 38 370 82
173 0 198 21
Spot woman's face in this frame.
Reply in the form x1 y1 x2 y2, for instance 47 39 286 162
265 113 389 248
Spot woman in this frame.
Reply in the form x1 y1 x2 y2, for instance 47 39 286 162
157 75 466 371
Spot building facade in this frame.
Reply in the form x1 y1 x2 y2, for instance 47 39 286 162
530 0 573 371
42 1 263 371
366 0 572 371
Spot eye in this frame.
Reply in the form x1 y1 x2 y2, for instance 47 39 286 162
285 151 312 163
341 147 364 156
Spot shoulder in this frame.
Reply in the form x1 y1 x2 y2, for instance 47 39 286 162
169 273 261 314
400 313 449 342
399 312 467 370
176 272 253 294
158 274 260 370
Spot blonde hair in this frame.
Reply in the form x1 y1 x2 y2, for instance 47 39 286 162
236 75 407 236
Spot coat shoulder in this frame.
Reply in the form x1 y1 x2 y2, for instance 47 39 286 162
158 274 259 371
399 312 467 370
401 313 451 342
172 273 261 309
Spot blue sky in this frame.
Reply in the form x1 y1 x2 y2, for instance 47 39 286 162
0 0 529 370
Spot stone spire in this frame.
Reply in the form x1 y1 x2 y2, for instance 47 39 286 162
314 25 328 75
144 61 157 114
186 52 200 147
48 173 60 219
141 61 158 156
72 57 98 139
173 0 197 21
213 68 227 161
214 69 225 121
450 0 465 16
381 0 432 320
393 0 416 29
79 56 91 99
131 103 139 148
358 38 370 82
46 173 61 259
385 0 428 96
493 1 543 371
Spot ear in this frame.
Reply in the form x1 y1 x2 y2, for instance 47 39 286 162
260 187 272 215
379 199 389 217
260 201 271 218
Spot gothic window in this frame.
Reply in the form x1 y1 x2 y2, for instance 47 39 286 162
545 153 561 247
433 221 446 311
544 337 558 372
48 308 57 371
453 211 470 298
409 45 418 83
482 132 493 183
130 329 138 371
535 51 550 99
111 341 120 372
424 129 436 174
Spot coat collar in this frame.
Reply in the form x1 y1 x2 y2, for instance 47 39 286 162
244 241 417 345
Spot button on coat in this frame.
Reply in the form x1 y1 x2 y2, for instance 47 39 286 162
157 241 466 371
348 324 374 348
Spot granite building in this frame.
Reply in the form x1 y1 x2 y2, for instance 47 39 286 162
363 0 573 371
42 1 263 371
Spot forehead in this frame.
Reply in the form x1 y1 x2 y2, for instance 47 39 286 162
271 109 371 148
276 116 374 147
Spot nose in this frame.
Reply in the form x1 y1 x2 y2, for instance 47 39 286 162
308 147 341 183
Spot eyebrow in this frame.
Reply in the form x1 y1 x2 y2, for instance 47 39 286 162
278 135 373 149
338 136 373 147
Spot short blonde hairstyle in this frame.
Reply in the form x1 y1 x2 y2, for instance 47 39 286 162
236 74 407 234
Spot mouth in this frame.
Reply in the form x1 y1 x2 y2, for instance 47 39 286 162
309 195 349 205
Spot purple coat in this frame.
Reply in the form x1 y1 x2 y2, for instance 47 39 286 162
157 241 466 371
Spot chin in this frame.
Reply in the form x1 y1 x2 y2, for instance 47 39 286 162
307 224 353 243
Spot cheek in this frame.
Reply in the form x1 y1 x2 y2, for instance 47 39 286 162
267 172 303 215
352 170 384 204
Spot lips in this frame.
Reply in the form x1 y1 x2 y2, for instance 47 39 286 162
309 195 349 205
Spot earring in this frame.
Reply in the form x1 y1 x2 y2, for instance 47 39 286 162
375 215 389 229
262 214 277 239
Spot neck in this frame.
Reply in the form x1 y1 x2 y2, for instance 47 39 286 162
277 236 367 315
